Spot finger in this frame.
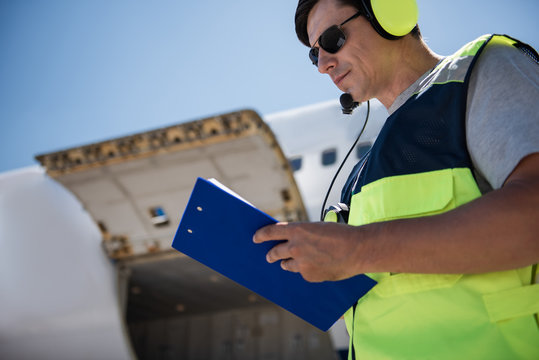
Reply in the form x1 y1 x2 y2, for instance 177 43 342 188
266 241 291 263
280 258 299 273
253 222 289 243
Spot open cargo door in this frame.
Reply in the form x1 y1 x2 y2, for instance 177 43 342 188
36 110 336 360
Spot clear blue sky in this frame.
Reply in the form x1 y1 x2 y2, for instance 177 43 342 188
1 0 537 173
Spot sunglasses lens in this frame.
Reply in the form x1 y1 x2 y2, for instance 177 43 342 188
320 26 345 53
309 47 319 66
308 25 346 66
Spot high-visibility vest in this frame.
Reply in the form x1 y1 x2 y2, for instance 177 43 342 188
335 34 539 359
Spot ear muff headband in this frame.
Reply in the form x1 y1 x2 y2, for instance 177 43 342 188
362 0 418 40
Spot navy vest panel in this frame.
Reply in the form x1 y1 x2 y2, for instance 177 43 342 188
341 81 473 205
365 83 472 180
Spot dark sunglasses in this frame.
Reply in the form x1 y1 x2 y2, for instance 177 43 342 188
309 11 362 66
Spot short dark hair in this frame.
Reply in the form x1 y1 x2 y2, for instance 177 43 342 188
295 0 420 47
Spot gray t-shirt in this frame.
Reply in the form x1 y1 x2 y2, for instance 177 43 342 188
389 41 539 190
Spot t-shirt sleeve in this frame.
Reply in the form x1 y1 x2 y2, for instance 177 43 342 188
466 42 539 189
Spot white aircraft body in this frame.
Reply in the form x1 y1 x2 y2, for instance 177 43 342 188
0 99 387 360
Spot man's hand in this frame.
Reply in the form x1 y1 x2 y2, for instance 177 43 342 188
253 221 365 282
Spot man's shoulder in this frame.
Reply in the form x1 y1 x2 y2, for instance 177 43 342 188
466 35 539 190
470 35 538 98
474 35 538 75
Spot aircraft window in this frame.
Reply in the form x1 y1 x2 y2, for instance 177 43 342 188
149 206 170 227
356 143 372 160
321 148 337 166
289 156 303 172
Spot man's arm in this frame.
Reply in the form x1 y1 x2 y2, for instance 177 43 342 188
253 152 539 282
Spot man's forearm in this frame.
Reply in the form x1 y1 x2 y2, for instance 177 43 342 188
356 156 539 275
256 154 539 282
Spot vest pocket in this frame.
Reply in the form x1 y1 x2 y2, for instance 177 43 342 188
483 283 539 323
348 168 481 226
372 273 463 298
349 169 455 226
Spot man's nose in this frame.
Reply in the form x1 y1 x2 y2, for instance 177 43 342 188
317 49 336 74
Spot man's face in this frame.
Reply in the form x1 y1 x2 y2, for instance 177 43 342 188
307 0 395 103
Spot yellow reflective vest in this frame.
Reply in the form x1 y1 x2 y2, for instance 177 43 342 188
336 34 539 359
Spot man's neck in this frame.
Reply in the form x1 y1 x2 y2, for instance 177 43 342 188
378 37 442 109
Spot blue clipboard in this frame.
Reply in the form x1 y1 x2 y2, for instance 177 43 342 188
171 177 376 331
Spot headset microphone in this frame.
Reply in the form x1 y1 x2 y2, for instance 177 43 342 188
340 93 359 114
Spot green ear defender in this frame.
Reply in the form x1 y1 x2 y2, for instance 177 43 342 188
360 0 419 40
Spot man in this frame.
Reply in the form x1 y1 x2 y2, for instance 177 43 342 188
253 0 539 358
